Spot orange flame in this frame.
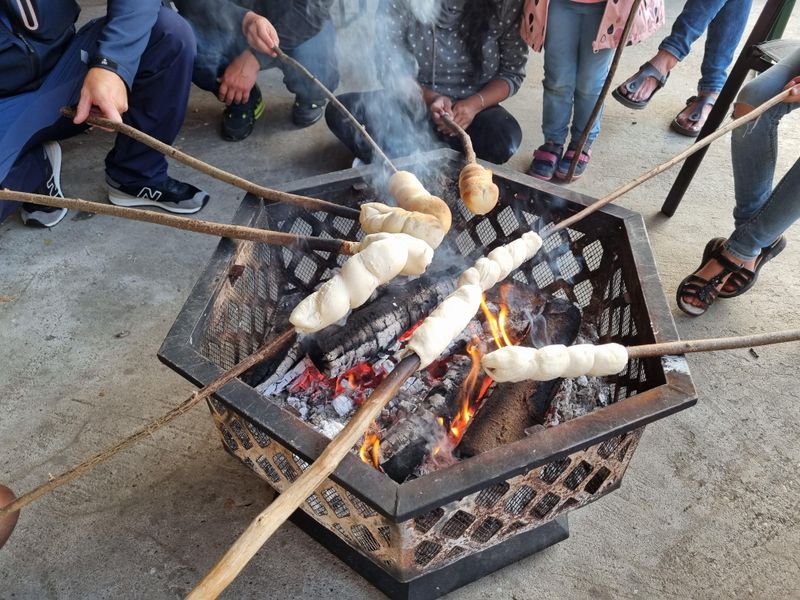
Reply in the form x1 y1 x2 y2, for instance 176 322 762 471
359 426 381 468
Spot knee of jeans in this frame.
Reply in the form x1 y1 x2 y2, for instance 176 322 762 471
152 8 198 63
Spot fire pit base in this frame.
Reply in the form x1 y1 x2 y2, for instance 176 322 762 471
291 508 569 600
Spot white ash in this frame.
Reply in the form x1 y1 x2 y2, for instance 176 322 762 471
661 355 690 374
331 394 354 417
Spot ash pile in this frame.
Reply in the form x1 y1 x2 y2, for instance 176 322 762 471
254 278 612 483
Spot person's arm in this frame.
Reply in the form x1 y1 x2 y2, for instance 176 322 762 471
173 0 249 38
73 0 162 125
267 0 333 52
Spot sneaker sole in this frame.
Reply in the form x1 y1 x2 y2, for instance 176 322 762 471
20 206 68 228
107 188 209 214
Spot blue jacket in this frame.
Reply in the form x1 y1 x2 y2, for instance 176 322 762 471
0 0 162 97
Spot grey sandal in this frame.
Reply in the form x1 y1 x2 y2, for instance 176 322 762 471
671 95 716 137
612 62 670 109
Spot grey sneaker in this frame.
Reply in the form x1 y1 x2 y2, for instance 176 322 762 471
106 175 209 214
292 97 327 127
20 141 68 228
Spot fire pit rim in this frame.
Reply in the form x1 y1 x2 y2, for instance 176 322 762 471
158 149 696 521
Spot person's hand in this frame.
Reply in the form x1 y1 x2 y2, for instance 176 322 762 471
783 76 800 103
429 95 454 133
242 11 279 56
218 50 260 105
450 96 481 130
73 67 128 128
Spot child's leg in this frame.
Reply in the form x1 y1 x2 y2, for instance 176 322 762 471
542 0 582 147
571 2 614 146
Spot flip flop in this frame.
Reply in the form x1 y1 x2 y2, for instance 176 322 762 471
612 62 670 110
670 95 716 137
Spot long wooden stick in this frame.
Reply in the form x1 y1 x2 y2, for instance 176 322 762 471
59 108 360 220
563 0 642 182
0 328 296 520
187 353 421 600
274 47 399 174
627 328 800 359
442 114 476 164
0 189 359 255
548 88 792 233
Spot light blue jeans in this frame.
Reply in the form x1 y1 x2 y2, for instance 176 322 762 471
541 0 614 148
659 0 753 94
725 47 800 261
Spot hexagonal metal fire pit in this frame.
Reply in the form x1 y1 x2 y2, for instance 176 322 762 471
159 149 696 600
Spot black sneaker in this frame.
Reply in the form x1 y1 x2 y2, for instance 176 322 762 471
20 141 68 228
221 84 264 141
292 97 327 127
106 175 210 214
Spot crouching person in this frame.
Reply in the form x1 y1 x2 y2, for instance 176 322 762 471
175 0 339 141
0 1 210 227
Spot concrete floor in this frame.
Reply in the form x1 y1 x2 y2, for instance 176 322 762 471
2 1 799 598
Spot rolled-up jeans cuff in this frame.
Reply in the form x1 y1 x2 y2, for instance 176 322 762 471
723 239 758 262
658 40 687 62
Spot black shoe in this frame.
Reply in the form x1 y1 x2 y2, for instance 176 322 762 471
106 175 210 214
292 97 327 127
221 85 264 141
20 141 68 228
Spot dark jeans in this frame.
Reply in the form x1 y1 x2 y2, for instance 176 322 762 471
189 2 338 103
325 90 523 165
0 7 196 220
659 0 753 94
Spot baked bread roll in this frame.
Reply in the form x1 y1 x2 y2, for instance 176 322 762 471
357 232 434 276
481 343 629 382
458 163 499 215
388 170 452 232
290 238 408 333
406 283 483 368
360 202 446 249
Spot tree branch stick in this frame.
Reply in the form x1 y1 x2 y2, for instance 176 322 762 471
186 353 421 600
627 328 800 360
442 114 476 164
273 47 398 174
59 108 360 220
563 0 642 182
0 189 358 255
0 328 297 520
549 88 792 233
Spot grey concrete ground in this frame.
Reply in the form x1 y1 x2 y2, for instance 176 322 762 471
1 1 799 598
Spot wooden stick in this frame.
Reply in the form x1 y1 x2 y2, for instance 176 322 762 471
0 189 359 255
562 0 643 182
442 114 476 164
0 328 296 520
274 47 398 174
59 108 360 220
548 88 792 233
187 353 421 600
627 328 800 360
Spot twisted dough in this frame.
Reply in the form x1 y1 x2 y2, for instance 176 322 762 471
459 163 499 215
356 232 434 276
360 202 446 249
406 283 483 368
290 238 408 333
457 232 543 290
388 171 452 232
481 343 629 382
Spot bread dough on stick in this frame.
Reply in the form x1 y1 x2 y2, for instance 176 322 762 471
360 202 446 249
481 343 629 382
458 162 499 215
406 283 483 368
356 232 434 276
457 232 543 290
290 239 408 333
388 171 452 232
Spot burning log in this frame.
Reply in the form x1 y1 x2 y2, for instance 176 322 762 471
306 271 457 377
459 298 581 456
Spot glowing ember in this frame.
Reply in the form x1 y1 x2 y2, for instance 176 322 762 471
335 363 382 399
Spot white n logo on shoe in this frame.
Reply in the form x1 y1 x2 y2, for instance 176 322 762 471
46 175 58 197
138 187 162 201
